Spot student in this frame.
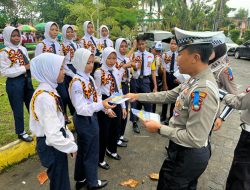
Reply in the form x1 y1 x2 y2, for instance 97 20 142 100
69 48 111 190
161 37 180 125
94 47 127 170
35 22 61 57
115 38 132 147
61 24 78 116
0 26 34 142
129 35 155 134
29 53 78 190
80 21 100 56
98 25 113 52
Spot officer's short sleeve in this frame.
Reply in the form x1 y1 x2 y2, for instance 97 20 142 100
224 91 250 110
220 67 237 95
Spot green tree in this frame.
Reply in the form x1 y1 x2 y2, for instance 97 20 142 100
243 30 250 42
230 29 240 43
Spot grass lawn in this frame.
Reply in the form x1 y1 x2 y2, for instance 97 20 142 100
0 75 38 146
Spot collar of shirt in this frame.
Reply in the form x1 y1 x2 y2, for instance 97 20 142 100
190 67 211 82
137 50 147 55
76 71 90 81
38 82 59 96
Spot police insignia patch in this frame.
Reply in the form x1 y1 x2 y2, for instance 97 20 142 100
191 90 207 112
224 67 233 81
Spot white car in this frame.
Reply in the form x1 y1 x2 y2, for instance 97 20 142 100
226 37 239 55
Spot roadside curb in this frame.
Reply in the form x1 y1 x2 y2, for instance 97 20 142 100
0 121 74 172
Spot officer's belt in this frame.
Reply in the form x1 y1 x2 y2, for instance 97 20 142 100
138 75 151 79
241 123 250 132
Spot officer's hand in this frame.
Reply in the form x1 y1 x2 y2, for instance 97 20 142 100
102 98 116 109
213 118 223 131
70 152 77 159
125 93 139 102
107 109 117 118
122 108 127 119
163 84 168 91
153 87 157 92
142 120 161 133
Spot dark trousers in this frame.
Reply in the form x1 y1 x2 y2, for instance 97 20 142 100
226 129 250 190
157 141 211 190
97 101 122 163
74 113 99 187
119 82 129 137
152 76 162 113
36 129 70 190
161 72 179 121
6 75 34 134
130 77 152 122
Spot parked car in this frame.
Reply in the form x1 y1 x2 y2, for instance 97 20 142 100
234 40 250 59
143 30 173 52
225 37 238 56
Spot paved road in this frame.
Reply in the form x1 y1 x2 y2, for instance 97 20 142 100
0 57 249 190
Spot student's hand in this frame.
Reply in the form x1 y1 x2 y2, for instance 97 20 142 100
153 86 157 92
142 120 161 133
213 118 223 131
70 152 77 159
107 109 117 118
174 79 180 84
132 39 137 49
122 62 131 69
164 54 171 63
25 64 30 70
122 108 127 119
102 98 116 109
131 61 136 69
125 93 139 102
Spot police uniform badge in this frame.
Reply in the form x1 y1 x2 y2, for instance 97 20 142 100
224 67 234 81
191 90 207 112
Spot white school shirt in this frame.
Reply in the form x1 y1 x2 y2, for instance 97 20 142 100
98 38 113 50
35 39 62 57
29 82 77 154
69 72 104 116
134 50 154 76
162 50 179 73
80 35 99 55
0 46 28 78
61 41 78 78
94 67 125 109
117 57 131 83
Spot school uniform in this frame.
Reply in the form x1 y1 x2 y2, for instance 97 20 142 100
61 24 78 115
94 47 125 165
30 53 77 190
0 26 34 141
130 50 154 124
69 48 108 189
80 21 100 56
115 38 130 142
98 25 113 52
161 50 179 122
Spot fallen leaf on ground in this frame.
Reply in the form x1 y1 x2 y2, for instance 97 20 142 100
148 173 159 180
37 170 48 185
120 179 140 188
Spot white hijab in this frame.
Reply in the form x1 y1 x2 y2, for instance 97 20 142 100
30 53 65 89
62 24 74 44
83 21 93 38
72 48 92 76
99 25 109 40
115 38 127 60
44 22 59 43
101 47 117 71
3 26 21 49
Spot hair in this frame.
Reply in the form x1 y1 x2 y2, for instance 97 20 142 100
136 34 146 42
208 43 227 64
51 23 58 29
186 43 213 64
170 37 177 43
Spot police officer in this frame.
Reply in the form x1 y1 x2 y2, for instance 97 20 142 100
219 87 250 190
209 32 238 131
129 35 156 133
125 27 220 190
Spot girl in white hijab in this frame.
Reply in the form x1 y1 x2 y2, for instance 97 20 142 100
80 21 100 56
94 47 127 170
97 25 113 52
35 21 61 57
29 53 77 190
60 24 78 118
0 26 34 142
69 48 113 189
